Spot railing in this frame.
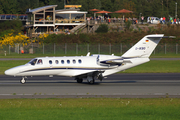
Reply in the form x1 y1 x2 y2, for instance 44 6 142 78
0 14 28 21
0 43 179 56
55 19 85 23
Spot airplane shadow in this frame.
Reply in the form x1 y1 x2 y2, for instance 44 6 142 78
25 80 136 85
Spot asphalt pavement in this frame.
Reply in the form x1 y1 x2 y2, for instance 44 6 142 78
0 73 180 99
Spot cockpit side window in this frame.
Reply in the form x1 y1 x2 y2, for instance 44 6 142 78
28 59 37 65
37 59 43 64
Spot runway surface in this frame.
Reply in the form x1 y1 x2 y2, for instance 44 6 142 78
0 73 180 98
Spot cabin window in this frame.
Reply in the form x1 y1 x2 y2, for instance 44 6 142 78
67 60 70 64
73 60 76 64
61 60 64 64
49 60 52 64
55 60 59 64
37 59 43 64
78 59 82 64
28 59 37 65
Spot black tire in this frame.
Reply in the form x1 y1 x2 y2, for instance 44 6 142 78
20 78 26 84
77 78 83 83
89 79 95 84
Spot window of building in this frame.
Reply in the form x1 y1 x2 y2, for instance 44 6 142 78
71 14 85 23
55 14 70 23
45 12 53 20
56 14 69 19
71 14 84 19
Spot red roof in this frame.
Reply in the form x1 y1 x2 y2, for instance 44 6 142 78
89 9 101 11
115 9 133 13
95 10 112 13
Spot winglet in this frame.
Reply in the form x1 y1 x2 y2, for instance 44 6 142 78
163 36 176 38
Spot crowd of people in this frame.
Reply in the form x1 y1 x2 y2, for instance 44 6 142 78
86 16 139 24
87 15 180 25
160 17 179 24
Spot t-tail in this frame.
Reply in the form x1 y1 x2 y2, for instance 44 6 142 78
122 34 174 58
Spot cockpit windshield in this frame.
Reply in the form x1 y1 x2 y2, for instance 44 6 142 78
28 59 37 65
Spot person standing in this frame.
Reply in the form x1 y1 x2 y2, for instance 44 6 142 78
170 17 173 24
174 18 177 24
141 16 144 24
151 17 154 24
163 17 166 24
160 17 163 24
177 18 179 24
108 17 111 24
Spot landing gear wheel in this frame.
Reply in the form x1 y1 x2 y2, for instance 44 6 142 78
77 78 83 83
89 79 95 84
20 77 26 84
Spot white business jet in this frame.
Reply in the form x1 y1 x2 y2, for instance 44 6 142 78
5 34 172 84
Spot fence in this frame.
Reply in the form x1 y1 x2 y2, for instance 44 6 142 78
0 43 179 56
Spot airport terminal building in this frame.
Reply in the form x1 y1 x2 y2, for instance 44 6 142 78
25 5 87 36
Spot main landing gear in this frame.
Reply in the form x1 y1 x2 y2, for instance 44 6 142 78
20 77 26 84
87 76 95 84
89 79 95 84
76 78 83 83
76 77 95 84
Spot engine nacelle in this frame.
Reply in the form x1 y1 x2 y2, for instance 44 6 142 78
92 54 123 65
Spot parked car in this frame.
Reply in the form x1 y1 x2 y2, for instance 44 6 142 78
147 17 160 24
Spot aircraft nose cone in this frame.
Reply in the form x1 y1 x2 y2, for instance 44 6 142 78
5 69 10 75
5 69 14 76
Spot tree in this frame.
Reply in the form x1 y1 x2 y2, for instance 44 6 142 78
0 0 18 14
101 0 112 11
95 24 109 33
0 4 4 14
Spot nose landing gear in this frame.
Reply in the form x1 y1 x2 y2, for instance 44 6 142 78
20 77 26 84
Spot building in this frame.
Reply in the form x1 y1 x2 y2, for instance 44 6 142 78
26 5 87 36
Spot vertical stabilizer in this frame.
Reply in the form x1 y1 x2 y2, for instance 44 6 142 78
122 34 164 58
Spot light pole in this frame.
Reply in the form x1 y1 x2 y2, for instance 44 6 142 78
64 0 66 8
139 13 142 24
175 2 177 19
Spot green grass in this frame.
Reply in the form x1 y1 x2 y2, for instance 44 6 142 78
0 60 29 75
122 60 180 73
0 53 180 58
0 98 180 120
1 60 180 75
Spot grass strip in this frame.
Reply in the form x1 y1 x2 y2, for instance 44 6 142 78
0 98 180 120
0 60 180 75
122 60 180 73
0 53 180 58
